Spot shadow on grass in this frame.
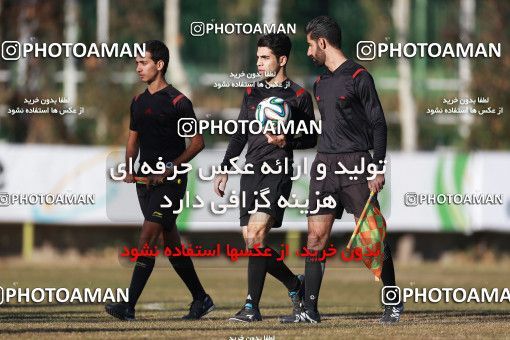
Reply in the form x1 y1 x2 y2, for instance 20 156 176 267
1 309 509 333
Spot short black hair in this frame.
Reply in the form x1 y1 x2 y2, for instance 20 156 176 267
305 16 342 49
143 40 169 75
257 33 292 60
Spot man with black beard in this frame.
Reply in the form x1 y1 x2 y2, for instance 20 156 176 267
280 16 403 324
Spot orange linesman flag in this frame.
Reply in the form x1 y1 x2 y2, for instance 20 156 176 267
350 203 387 280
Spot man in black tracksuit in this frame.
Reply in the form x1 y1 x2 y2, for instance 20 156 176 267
280 16 403 324
214 33 317 322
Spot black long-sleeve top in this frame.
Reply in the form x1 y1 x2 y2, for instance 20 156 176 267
313 59 387 170
220 79 317 168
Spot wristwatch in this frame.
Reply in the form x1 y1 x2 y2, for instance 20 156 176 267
165 161 174 172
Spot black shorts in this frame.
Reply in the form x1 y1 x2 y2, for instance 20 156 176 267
307 152 379 219
136 175 187 230
239 159 293 228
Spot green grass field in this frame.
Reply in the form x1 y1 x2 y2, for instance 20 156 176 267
1 257 510 339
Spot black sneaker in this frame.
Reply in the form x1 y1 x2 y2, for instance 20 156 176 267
229 306 262 322
288 274 305 316
279 309 321 324
380 303 404 324
182 294 215 320
105 302 135 321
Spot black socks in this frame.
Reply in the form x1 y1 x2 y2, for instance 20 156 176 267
168 255 207 301
128 256 155 308
304 255 326 313
266 247 300 291
381 242 396 287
